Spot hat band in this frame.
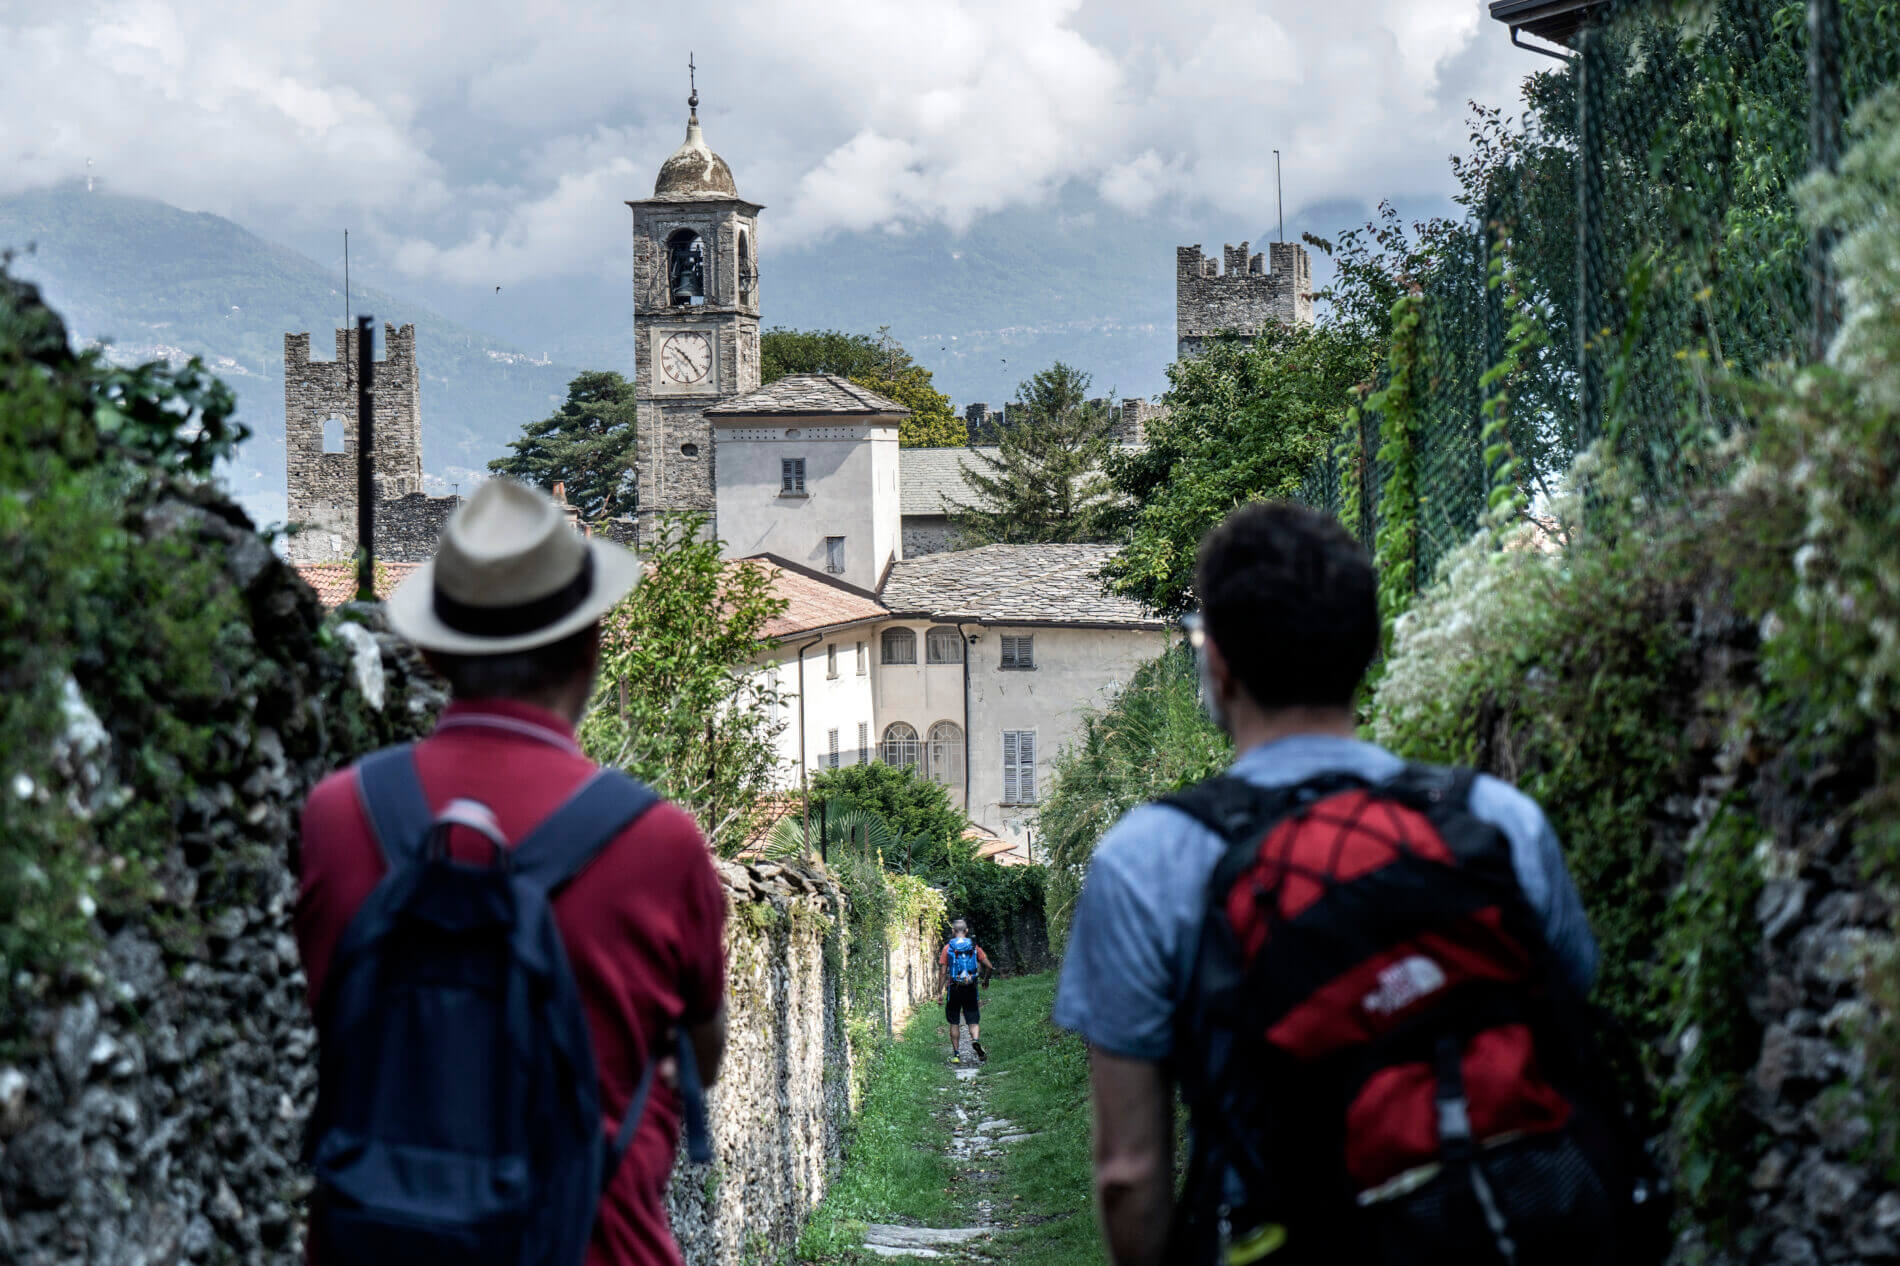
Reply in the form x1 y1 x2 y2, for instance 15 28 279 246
433 551 596 639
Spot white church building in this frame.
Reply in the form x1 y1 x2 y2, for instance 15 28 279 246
628 93 1168 849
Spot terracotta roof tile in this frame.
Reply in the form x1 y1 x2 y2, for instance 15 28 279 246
295 561 422 609
733 555 889 639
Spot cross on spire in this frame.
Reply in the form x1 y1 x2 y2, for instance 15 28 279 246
688 52 698 117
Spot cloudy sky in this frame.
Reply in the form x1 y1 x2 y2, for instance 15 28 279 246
4 0 1537 285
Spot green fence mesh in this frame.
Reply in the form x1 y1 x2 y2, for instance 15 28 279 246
1289 0 1898 588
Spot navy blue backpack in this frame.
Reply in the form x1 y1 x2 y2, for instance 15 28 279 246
304 745 712 1266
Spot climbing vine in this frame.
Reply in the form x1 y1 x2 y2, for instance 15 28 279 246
1367 290 1424 649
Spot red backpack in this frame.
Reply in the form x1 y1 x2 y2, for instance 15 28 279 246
1160 765 1668 1266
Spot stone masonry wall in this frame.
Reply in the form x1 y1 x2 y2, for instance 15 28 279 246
283 324 424 564
1176 240 1313 360
1 559 949 1265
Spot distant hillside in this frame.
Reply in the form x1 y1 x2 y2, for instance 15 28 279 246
0 187 581 526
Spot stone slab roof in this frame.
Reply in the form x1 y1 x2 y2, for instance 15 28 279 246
898 446 999 516
706 374 909 418
735 555 889 639
296 561 422 609
879 544 1161 628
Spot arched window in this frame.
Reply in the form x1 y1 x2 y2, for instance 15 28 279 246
881 722 919 770
738 229 756 305
666 229 705 305
321 415 346 453
881 627 916 665
926 720 964 791
925 626 963 664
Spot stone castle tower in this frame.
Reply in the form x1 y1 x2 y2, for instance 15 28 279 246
1176 240 1313 360
283 323 423 563
628 82 763 540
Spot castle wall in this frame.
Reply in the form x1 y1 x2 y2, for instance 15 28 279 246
1176 240 1313 360
283 324 426 564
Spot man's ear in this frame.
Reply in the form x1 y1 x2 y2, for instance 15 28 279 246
1202 635 1235 704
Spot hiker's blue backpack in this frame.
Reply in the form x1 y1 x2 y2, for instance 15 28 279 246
304 745 712 1266
948 936 980 984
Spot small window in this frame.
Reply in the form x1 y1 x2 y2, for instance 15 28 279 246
781 457 806 494
681 442 699 457
882 722 920 769
881 627 916 665
999 634 1035 670
1002 730 1038 804
926 626 963 664
825 536 846 575
826 643 838 680
826 728 840 769
857 722 870 765
321 415 346 453
856 641 867 675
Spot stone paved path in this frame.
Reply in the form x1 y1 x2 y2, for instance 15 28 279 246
860 1025 1035 1261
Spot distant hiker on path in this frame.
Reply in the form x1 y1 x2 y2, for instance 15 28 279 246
1055 504 1661 1266
941 918 994 1063
294 478 728 1266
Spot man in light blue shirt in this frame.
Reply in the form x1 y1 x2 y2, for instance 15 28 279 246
1052 503 1598 1266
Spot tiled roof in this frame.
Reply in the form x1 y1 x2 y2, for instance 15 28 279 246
898 446 1000 516
705 374 909 417
733 555 889 640
880 544 1162 627
296 561 422 609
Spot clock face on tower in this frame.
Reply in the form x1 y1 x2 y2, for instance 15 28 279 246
660 331 713 385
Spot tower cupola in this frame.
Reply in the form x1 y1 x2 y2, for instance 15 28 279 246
653 76 738 199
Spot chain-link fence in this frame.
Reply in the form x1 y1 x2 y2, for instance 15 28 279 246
1294 0 1898 588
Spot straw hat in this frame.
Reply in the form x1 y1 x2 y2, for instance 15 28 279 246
385 478 641 655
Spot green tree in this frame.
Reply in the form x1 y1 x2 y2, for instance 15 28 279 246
805 762 968 867
948 362 1117 545
488 370 638 521
578 514 789 856
760 326 965 448
1103 322 1383 615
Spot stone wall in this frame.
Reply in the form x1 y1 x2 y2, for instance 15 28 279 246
1176 240 1313 360
0 540 951 1264
376 491 461 563
283 324 425 564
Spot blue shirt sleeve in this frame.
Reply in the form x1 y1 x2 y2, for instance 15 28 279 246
1468 774 1598 996
1052 807 1191 1061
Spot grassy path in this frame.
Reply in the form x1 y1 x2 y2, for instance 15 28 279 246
797 972 1106 1265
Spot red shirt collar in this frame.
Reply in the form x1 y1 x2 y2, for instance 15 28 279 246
435 698 584 755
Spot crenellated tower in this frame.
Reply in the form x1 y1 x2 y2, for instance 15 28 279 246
283 322 423 563
1175 240 1312 360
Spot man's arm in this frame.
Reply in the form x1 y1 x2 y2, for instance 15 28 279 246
938 944 950 993
976 946 995 985
1090 1048 1174 1266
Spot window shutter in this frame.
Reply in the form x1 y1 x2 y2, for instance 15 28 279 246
1002 730 1019 804
828 728 839 768
858 722 869 764
1020 731 1037 802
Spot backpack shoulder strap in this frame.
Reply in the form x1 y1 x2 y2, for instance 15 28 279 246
1380 761 1479 813
513 768 662 895
354 745 431 869
1157 770 1370 846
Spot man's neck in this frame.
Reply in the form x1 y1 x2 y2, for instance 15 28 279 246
1227 705 1359 759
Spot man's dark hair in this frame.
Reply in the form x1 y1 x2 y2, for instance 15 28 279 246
425 625 598 700
1195 502 1378 711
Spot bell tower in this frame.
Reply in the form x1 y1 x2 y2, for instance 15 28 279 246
628 59 763 539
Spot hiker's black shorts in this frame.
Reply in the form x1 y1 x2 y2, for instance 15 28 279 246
946 981 980 1025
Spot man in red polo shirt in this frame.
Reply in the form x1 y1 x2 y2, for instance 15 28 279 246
295 478 727 1266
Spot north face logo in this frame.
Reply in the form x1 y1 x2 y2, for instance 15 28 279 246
1362 955 1448 1016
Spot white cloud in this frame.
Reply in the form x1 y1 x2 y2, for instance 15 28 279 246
1 0 1534 276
